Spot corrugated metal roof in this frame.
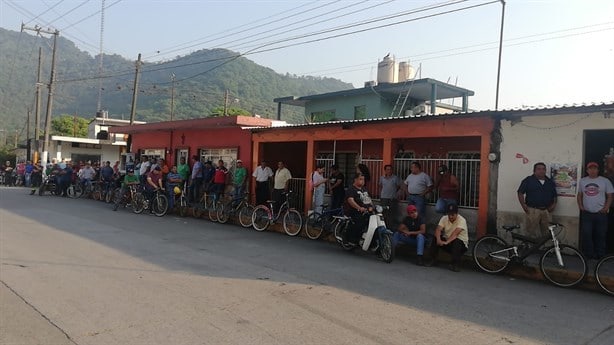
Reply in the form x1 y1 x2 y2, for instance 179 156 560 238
252 101 614 131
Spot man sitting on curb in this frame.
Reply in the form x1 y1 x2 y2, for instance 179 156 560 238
429 203 469 272
393 205 427 266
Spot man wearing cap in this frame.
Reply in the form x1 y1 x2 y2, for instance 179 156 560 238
113 168 139 210
429 203 469 272
435 165 459 214
517 162 558 238
253 161 273 205
232 160 247 206
577 162 613 259
393 204 427 266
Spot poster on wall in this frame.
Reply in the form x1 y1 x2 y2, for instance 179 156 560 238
550 163 578 197
124 153 135 172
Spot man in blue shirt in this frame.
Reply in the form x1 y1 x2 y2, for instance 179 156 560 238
517 162 557 239
100 161 115 196
58 162 74 197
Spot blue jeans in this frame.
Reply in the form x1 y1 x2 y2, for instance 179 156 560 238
435 198 458 214
232 184 245 206
407 194 426 217
393 232 425 255
580 211 608 259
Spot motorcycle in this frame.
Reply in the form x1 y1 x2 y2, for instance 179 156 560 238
334 204 395 263
37 174 59 196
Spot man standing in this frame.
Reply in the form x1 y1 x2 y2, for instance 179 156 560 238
379 165 401 228
404 161 432 218
213 160 228 203
517 162 558 239
328 164 344 210
273 161 292 210
58 162 73 197
252 160 273 205
605 155 614 253
139 156 150 186
177 157 190 182
25 161 33 187
101 161 115 196
189 155 203 203
232 160 247 205
311 163 327 214
429 203 469 272
435 165 459 214
393 205 427 266
577 162 614 260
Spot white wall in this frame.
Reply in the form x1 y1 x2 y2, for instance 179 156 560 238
498 111 613 217
49 141 122 164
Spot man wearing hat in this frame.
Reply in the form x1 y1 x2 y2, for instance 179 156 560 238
517 162 558 239
429 203 469 272
577 161 613 259
113 168 139 210
393 204 427 266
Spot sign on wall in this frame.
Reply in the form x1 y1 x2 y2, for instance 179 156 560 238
550 163 578 197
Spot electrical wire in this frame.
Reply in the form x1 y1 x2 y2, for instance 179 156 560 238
60 0 122 32
25 0 66 25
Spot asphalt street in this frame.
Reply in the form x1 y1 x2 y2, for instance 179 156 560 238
1 187 613 345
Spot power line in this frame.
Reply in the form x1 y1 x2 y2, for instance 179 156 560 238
60 0 122 32
25 0 66 25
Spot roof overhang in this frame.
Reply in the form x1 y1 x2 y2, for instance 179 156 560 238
109 115 274 134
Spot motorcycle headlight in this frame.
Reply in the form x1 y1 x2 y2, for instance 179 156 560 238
375 205 383 213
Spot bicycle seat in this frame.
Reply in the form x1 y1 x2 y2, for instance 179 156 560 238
502 225 520 231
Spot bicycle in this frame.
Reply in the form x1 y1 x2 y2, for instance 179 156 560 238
473 223 588 288
595 255 614 296
112 184 139 212
191 191 217 221
170 182 189 217
251 190 303 236
304 204 344 240
133 188 169 217
216 192 254 227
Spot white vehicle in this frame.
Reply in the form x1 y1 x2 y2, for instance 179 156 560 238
333 205 395 263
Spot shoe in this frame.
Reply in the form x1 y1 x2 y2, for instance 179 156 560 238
416 256 425 266
425 259 438 267
448 264 461 272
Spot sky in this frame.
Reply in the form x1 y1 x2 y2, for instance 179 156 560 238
1 0 613 111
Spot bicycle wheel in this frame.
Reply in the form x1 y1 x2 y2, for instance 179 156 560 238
238 204 254 228
153 193 169 217
473 235 511 274
251 205 271 231
92 186 102 201
216 202 229 224
178 196 188 217
192 203 203 218
132 193 146 214
283 209 303 236
67 184 81 198
333 220 355 251
540 244 587 288
112 190 123 211
305 213 324 240
208 201 219 222
595 255 614 296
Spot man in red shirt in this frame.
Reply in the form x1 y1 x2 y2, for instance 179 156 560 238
213 160 228 203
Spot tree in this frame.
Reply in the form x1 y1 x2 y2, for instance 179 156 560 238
209 106 251 117
51 115 89 138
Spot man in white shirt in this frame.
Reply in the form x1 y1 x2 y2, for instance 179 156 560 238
273 161 292 210
252 160 273 205
139 156 151 186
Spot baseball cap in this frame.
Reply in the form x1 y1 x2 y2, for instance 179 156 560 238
127 168 134 173
446 203 459 214
236 159 243 163
586 162 599 169
406 204 418 214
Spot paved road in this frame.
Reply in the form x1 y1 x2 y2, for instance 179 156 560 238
1 187 612 345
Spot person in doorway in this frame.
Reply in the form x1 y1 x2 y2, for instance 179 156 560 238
252 160 273 205
435 165 460 214
213 160 228 203
429 203 469 272
202 161 215 194
273 161 292 211
311 163 328 214
328 164 345 210
605 155 614 253
232 160 247 206
393 204 427 266
517 162 558 239
177 157 190 182
379 164 402 228
577 162 613 260
404 161 433 218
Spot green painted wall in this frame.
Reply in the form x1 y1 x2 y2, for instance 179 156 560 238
305 94 398 121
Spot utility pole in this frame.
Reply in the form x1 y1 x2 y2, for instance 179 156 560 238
495 0 506 110
129 53 142 125
35 47 43 160
22 24 59 165
170 73 176 121
223 89 229 116
26 107 31 162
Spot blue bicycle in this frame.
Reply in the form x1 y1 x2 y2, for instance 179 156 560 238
305 204 344 240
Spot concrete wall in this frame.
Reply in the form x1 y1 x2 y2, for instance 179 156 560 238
305 94 391 120
496 111 614 246
50 141 122 164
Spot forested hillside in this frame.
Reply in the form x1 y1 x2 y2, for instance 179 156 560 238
0 28 352 130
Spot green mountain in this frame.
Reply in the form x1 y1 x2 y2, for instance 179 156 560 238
0 28 352 131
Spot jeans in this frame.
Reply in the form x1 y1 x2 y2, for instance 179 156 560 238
407 194 426 218
255 181 270 205
232 184 245 206
190 178 203 203
167 184 178 209
393 232 425 255
435 198 457 214
25 173 31 187
580 211 608 259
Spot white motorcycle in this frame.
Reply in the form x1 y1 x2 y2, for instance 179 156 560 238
333 204 395 263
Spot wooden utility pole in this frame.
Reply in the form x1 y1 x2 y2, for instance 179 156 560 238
129 53 142 125
22 24 59 165
26 108 31 162
170 73 176 121
35 47 43 153
223 89 229 116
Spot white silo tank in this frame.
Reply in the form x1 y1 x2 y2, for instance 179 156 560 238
398 61 416 81
377 55 397 84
